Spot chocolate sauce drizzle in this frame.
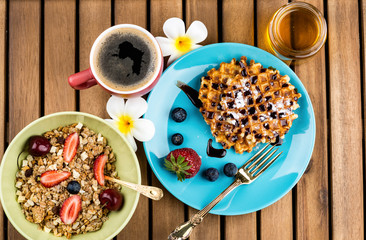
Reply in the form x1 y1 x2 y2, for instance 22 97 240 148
271 135 284 146
207 139 227 158
176 81 202 108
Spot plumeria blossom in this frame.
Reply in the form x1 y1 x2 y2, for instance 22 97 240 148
156 17 208 65
105 95 155 152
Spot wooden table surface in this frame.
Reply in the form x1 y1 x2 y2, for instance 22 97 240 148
0 0 364 239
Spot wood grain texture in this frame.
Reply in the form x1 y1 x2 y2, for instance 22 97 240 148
186 0 217 45
185 1 219 239
256 1 293 240
8 0 41 239
150 0 183 37
115 0 146 27
0 1 5 240
225 214 256 240
79 0 110 117
150 1 184 239
222 1 256 239
328 0 364 239
294 1 329 240
260 193 292 240
44 0 75 114
114 1 149 239
222 0 254 44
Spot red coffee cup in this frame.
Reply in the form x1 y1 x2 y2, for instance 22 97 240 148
68 24 163 97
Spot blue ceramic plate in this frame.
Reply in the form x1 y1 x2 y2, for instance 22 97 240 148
143 43 315 215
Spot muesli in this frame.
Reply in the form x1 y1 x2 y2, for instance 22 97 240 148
15 123 122 238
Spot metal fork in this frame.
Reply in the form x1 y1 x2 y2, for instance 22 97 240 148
168 143 282 240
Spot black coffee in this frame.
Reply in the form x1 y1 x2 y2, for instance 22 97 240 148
94 28 158 91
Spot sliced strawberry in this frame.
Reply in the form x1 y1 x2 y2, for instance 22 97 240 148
94 154 108 186
63 132 79 163
60 195 82 225
40 170 71 188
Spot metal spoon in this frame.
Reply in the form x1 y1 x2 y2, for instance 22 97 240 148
105 176 163 200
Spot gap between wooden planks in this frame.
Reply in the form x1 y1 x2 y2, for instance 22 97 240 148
0 0 6 239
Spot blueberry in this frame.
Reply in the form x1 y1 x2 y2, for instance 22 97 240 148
171 133 184 145
224 163 238 177
204 168 219 182
66 180 81 194
171 108 187 122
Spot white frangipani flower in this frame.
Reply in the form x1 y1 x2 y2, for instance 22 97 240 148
155 17 208 65
105 96 155 152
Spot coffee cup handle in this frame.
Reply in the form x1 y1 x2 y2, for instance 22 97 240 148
68 68 98 90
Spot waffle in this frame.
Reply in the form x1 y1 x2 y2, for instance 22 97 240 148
198 56 301 153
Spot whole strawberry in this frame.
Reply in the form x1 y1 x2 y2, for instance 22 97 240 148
164 148 201 182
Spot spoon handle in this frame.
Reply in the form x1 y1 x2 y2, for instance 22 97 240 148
105 176 163 200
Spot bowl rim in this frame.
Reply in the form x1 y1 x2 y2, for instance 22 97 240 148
0 111 141 240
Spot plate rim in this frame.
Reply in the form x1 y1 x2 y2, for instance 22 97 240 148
144 42 316 215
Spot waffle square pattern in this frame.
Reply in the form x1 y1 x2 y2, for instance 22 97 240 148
198 56 301 153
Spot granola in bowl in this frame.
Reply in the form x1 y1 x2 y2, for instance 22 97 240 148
15 123 122 239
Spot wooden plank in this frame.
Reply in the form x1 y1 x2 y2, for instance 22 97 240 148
8 0 41 239
79 0 110 117
185 1 220 239
115 0 146 27
328 0 364 239
222 1 257 239
150 0 183 37
225 215 256 240
256 1 293 240
0 0 5 240
362 1 366 239
150 1 184 239
114 1 149 239
44 0 75 114
186 0 218 45
222 0 254 44
261 193 293 239
294 1 329 240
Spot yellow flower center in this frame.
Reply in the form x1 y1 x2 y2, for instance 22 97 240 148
174 36 193 53
117 115 134 134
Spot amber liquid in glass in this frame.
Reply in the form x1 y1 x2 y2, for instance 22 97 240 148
277 9 320 51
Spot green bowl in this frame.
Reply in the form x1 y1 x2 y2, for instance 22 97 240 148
0 111 141 240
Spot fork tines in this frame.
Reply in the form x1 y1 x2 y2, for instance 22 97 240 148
242 143 282 177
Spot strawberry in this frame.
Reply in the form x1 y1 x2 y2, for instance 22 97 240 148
164 148 201 182
94 154 108 186
40 170 71 188
60 195 82 225
63 132 79 163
